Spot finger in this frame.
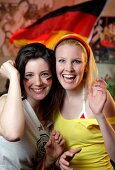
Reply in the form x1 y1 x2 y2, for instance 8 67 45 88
54 131 60 140
65 148 81 162
93 86 106 92
60 158 70 166
7 60 15 66
60 161 73 170
62 150 76 160
50 130 61 142
96 78 106 84
93 86 107 95
51 129 56 136
93 84 106 91
94 79 107 88
71 148 82 154
49 130 57 141
55 134 63 144
59 139 65 147
45 139 52 148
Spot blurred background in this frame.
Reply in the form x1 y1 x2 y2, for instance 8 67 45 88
0 0 115 99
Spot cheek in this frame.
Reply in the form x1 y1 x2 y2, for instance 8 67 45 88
23 79 31 88
74 66 82 74
78 65 86 73
46 80 52 92
44 78 52 86
56 64 61 75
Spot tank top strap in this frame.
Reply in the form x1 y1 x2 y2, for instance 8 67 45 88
80 86 87 119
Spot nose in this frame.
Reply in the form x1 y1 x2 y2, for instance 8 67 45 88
34 75 42 86
65 62 73 72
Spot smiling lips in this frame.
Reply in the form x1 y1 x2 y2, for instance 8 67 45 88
62 74 76 83
31 87 46 94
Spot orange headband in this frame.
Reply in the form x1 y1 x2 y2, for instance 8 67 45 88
54 34 90 58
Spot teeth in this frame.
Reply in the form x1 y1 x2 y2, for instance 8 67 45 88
63 74 75 79
33 89 43 92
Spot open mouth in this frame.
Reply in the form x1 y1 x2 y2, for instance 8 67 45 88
62 74 76 83
62 74 76 79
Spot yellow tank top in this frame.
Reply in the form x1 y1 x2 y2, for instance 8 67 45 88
54 112 115 170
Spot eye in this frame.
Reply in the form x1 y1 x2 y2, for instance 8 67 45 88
41 72 51 78
58 58 65 63
24 73 33 80
72 59 82 64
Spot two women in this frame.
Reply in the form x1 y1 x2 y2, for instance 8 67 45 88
0 34 115 170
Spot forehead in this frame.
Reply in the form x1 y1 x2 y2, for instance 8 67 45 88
56 43 85 55
56 40 87 53
55 43 88 62
25 58 50 71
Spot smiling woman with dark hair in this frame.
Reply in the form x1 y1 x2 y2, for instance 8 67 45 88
0 42 64 170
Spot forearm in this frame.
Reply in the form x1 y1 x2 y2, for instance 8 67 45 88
96 114 115 162
0 73 25 141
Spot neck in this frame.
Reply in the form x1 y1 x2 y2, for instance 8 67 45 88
27 97 40 113
65 82 84 102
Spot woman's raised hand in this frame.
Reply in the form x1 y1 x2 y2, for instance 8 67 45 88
88 79 107 116
0 60 19 80
44 130 65 167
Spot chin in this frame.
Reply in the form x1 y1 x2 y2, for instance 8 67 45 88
34 95 47 101
62 85 75 91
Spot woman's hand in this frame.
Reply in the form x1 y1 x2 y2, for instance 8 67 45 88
44 130 65 168
88 79 107 116
0 60 19 80
59 148 81 170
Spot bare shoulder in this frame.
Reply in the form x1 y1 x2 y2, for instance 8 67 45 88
103 90 115 117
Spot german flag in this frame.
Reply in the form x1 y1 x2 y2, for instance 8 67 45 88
10 0 108 49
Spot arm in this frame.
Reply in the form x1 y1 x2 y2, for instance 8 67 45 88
44 130 65 169
88 79 115 162
0 60 25 141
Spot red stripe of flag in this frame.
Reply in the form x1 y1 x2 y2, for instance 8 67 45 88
9 0 108 49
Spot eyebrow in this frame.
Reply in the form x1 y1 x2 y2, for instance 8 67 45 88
40 70 51 73
25 72 33 74
25 70 51 74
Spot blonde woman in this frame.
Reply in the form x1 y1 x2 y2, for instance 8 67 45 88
53 34 115 170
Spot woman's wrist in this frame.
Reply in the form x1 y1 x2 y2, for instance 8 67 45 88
95 113 107 124
55 157 60 169
10 70 20 81
44 154 55 169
